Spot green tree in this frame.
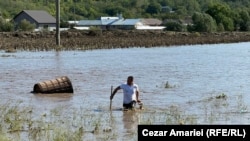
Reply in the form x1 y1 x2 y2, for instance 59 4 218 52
0 17 14 31
175 6 188 16
206 3 234 31
186 0 201 15
146 2 161 15
165 21 183 31
191 12 217 32
238 10 250 31
104 5 125 16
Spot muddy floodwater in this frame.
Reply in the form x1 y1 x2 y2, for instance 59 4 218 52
1 42 250 140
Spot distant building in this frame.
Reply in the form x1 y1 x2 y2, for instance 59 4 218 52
68 20 79 25
141 18 163 26
137 18 165 30
13 10 56 31
76 14 140 30
76 14 165 30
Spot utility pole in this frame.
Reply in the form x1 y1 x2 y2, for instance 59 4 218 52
74 0 76 26
56 0 60 46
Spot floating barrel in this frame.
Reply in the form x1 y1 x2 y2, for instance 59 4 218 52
33 76 74 94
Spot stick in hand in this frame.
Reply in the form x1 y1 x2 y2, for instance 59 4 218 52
110 85 113 111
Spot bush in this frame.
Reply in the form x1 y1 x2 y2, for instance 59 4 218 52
88 26 102 36
164 22 183 32
0 18 14 32
17 19 35 31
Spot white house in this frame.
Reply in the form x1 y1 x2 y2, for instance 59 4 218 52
76 15 165 30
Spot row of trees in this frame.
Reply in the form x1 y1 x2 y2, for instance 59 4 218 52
190 3 250 32
0 0 250 32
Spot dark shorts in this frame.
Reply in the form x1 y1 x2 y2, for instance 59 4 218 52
123 101 136 110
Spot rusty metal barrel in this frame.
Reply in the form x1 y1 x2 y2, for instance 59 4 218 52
33 76 74 94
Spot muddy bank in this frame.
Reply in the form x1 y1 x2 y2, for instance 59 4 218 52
1 30 250 51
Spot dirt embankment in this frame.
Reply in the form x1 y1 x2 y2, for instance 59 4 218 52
1 30 250 51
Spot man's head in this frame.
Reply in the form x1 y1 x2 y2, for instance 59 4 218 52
127 76 134 85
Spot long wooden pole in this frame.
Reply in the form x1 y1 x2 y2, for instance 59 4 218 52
110 86 113 111
56 0 60 46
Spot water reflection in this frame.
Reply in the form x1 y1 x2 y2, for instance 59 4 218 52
33 93 73 101
122 111 140 133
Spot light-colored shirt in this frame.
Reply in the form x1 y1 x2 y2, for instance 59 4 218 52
120 83 139 104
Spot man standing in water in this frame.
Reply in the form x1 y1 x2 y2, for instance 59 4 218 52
110 76 143 110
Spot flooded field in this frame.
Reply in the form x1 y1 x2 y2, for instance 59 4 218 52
1 42 250 140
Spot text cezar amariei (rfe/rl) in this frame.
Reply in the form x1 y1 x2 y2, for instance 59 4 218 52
138 125 249 140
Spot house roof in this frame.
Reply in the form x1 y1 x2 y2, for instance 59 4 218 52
112 19 141 26
77 17 141 26
101 18 118 25
78 20 102 26
141 18 163 26
14 10 56 24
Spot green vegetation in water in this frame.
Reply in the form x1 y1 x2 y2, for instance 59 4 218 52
164 81 174 88
215 93 227 99
161 81 177 89
0 92 248 141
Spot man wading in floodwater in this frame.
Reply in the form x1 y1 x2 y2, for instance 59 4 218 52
110 76 143 111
